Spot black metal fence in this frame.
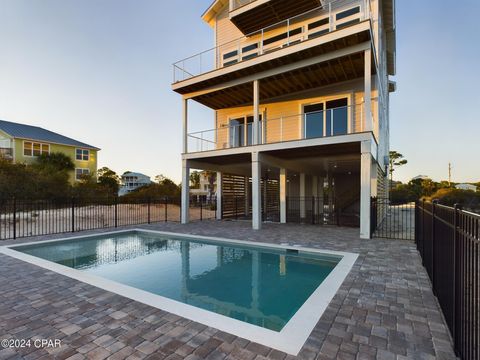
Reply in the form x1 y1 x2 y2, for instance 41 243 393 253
0 196 217 240
286 196 359 226
416 200 479 360
371 197 415 240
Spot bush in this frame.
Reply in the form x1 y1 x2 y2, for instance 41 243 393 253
389 184 416 205
425 188 480 211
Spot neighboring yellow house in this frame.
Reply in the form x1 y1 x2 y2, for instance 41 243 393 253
0 119 100 183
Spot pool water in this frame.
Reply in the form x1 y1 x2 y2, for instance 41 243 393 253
15 231 341 331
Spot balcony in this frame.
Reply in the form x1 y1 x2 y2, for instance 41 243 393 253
229 0 322 34
186 102 376 154
173 0 370 87
0 148 13 160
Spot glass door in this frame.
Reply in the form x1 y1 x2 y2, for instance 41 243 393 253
326 98 348 136
229 118 244 147
304 103 324 139
246 115 262 146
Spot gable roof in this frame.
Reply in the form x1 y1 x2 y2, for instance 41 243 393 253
0 120 100 150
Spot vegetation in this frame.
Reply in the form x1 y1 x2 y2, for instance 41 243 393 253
0 154 129 201
121 174 180 201
389 150 407 183
390 177 480 212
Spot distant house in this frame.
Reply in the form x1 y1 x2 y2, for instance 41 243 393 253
0 119 100 183
190 171 217 201
455 183 477 192
119 172 151 196
411 175 431 182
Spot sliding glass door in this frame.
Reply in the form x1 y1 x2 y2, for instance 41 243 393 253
230 115 263 147
304 98 348 139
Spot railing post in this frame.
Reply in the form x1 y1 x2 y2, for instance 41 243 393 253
71 197 75 233
287 19 290 46
147 197 151 224
329 2 333 32
12 197 16 240
260 29 264 55
114 196 118 228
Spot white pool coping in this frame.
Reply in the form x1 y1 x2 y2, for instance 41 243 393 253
0 229 358 355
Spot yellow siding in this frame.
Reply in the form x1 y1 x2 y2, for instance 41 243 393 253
214 81 379 149
13 138 98 184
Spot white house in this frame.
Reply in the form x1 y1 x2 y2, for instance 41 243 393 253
118 172 151 196
455 183 477 192
173 0 396 238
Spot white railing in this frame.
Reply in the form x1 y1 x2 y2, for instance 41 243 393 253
173 0 369 83
186 102 378 153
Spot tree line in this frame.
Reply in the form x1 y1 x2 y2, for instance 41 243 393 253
0 152 180 201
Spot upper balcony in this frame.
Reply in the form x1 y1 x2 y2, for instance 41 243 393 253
229 0 322 34
173 0 372 105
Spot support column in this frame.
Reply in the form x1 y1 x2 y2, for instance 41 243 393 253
182 98 188 153
181 159 190 224
364 49 373 132
216 172 222 220
280 168 287 223
253 80 260 145
360 140 372 239
252 152 262 230
300 173 306 219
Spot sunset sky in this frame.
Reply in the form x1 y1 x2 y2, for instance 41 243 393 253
1 0 479 183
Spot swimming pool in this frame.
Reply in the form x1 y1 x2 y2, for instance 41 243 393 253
1 229 358 354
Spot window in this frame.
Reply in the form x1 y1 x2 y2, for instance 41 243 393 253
23 142 32 156
23 142 49 157
75 168 90 181
229 115 263 147
326 98 348 136
304 98 349 139
304 103 324 139
76 149 89 161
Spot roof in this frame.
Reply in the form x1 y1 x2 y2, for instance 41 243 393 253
0 120 100 150
122 172 151 179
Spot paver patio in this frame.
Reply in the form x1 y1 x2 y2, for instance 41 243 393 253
0 221 456 359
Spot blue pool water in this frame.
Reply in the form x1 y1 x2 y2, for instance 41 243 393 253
15 231 341 331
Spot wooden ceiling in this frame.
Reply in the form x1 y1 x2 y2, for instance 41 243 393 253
193 51 371 109
231 0 322 35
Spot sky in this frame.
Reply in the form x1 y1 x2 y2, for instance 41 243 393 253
0 0 479 184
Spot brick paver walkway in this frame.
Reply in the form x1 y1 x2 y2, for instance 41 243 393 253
0 222 456 359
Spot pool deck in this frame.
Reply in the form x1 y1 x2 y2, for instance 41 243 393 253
0 221 457 360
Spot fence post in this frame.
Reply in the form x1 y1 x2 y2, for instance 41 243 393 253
431 199 438 293
452 203 461 346
12 197 16 240
147 197 151 224
114 196 118 228
71 197 75 233
311 196 315 225
164 197 168 222
422 199 426 263
200 200 203 221
235 196 238 220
